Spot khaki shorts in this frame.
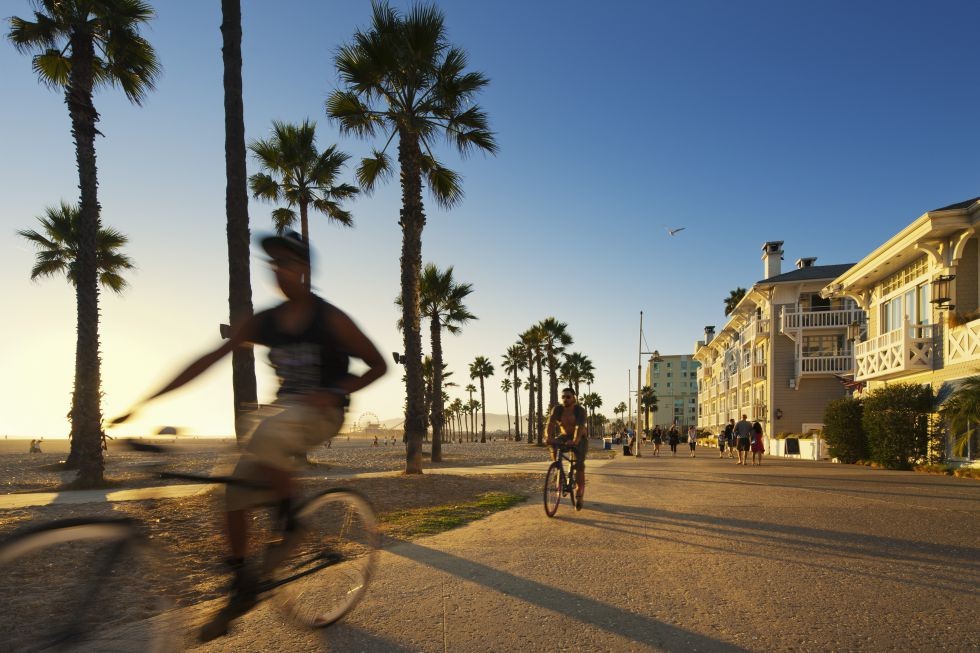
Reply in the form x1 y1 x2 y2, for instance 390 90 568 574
226 401 344 511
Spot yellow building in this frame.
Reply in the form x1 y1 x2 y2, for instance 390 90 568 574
645 354 699 431
694 241 863 439
824 197 980 464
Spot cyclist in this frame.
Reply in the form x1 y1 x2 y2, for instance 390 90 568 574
544 387 588 510
113 231 387 638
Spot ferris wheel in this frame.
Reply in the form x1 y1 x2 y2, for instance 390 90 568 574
354 412 381 432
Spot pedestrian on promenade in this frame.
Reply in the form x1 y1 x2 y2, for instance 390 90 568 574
734 414 753 465
688 426 697 457
751 421 765 465
717 431 726 458
652 426 662 456
725 419 736 459
668 425 679 456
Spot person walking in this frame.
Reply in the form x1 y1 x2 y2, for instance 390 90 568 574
734 414 753 465
668 425 679 456
751 420 765 465
725 419 736 459
688 425 697 457
652 426 662 456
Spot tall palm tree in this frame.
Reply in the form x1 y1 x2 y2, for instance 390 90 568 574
416 264 474 460
449 398 464 442
219 0 257 443
520 326 546 444
249 119 359 252
465 384 477 440
9 0 159 486
503 343 526 441
639 385 658 434
559 351 594 397
500 378 512 439
539 318 573 415
328 2 497 473
469 356 494 443
467 398 480 442
19 202 134 464
724 287 747 316
615 402 628 426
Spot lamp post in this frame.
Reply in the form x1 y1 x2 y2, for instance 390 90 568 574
636 310 664 458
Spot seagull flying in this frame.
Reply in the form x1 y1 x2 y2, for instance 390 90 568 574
666 227 686 236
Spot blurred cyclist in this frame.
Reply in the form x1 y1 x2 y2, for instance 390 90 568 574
113 231 386 638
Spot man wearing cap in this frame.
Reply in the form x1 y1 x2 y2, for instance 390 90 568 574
113 231 387 638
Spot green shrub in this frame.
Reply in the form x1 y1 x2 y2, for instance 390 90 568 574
953 466 980 479
822 397 868 463
862 384 932 470
914 463 952 475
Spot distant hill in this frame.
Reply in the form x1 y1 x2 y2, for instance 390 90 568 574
378 412 516 433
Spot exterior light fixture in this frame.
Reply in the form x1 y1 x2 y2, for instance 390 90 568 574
846 320 863 343
775 408 783 420
931 275 956 310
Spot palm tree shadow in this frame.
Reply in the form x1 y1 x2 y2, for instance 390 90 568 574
317 624 419 652
386 538 750 652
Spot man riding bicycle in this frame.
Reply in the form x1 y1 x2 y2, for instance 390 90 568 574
113 231 387 639
545 387 588 510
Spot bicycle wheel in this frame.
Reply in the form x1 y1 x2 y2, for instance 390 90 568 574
543 461 562 517
270 488 379 628
0 517 177 652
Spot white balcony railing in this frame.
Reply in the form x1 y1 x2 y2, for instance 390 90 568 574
799 354 853 375
854 322 934 381
781 308 866 331
752 363 767 380
947 317 980 366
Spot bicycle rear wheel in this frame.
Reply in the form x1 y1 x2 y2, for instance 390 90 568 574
543 461 562 517
270 488 379 628
0 517 176 652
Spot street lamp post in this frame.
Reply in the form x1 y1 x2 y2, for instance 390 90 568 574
637 310 664 458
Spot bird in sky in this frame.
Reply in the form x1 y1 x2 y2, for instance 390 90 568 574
666 227 686 236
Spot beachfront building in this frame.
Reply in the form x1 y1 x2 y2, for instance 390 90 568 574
823 197 980 464
645 354 699 431
694 241 864 439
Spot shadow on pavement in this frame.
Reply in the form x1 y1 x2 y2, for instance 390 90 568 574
318 624 420 652
387 538 751 652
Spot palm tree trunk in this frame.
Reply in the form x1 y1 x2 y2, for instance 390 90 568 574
504 390 511 440
298 200 312 290
221 0 258 442
525 351 535 445
397 132 426 474
547 346 558 413
66 31 104 486
430 316 444 462
536 354 545 445
512 368 521 441
479 377 487 443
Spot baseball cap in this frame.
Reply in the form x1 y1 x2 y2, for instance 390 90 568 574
260 230 310 265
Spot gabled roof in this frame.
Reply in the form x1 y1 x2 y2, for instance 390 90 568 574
931 197 980 212
757 263 854 285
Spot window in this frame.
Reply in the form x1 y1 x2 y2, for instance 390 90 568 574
802 335 846 357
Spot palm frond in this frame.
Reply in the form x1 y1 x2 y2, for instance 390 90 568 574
420 155 463 209
271 208 297 233
326 90 382 138
356 149 394 194
310 198 353 227
31 49 70 86
7 13 61 53
249 172 282 202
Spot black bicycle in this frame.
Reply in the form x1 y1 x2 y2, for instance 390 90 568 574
543 443 580 517
0 440 379 652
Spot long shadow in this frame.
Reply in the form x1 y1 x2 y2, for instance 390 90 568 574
562 514 978 596
386 539 750 652
318 624 420 652
587 501 980 574
588 468 980 505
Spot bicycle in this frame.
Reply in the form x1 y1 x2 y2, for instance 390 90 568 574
0 440 380 652
543 443 580 517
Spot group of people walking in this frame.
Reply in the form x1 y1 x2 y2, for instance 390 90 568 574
647 424 700 457
718 415 765 465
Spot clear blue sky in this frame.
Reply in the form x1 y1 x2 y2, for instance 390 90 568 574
2 0 978 436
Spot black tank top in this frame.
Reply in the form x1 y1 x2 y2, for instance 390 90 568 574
252 296 349 397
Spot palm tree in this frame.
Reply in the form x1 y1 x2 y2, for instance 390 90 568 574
724 287 747 316
465 384 477 440
469 357 494 443
449 397 464 442
328 2 497 473
639 385 658 434
560 352 594 397
467 398 480 442
502 344 525 441
581 392 602 441
219 0 258 443
521 326 546 444
249 120 359 252
416 264 474 460
500 378 512 439
539 318 573 413
9 0 159 486
19 202 135 465
615 402 628 426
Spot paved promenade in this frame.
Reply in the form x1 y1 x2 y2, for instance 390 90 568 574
192 453 979 652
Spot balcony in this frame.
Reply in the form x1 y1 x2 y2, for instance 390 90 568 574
781 308 865 333
752 404 767 421
854 322 935 382
752 363 767 380
798 354 853 376
947 317 980 366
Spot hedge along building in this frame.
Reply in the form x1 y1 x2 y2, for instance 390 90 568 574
693 241 863 442
823 197 980 465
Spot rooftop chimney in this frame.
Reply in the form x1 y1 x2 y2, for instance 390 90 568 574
762 241 784 279
796 257 817 269
704 325 715 343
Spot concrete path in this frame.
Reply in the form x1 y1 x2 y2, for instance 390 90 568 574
191 454 980 652
0 458 614 510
